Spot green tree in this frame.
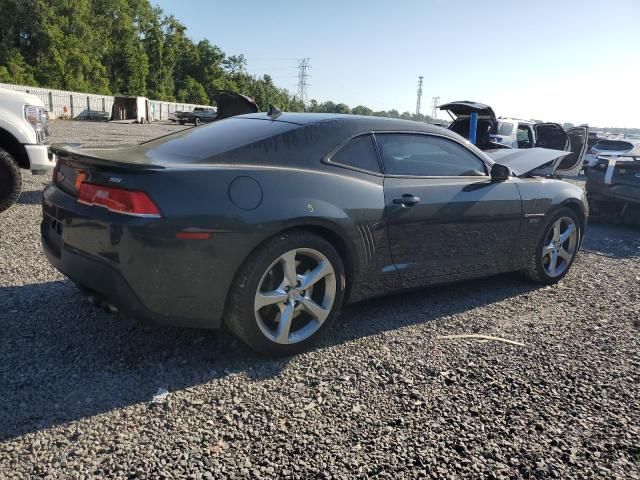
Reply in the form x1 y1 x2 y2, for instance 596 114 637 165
177 76 209 104
351 105 373 116
0 50 37 85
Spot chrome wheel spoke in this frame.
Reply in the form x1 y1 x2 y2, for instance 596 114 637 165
548 251 558 275
552 221 561 242
255 289 288 311
542 244 554 257
299 261 332 290
281 250 299 286
275 302 295 343
559 223 576 243
558 248 572 262
300 297 329 324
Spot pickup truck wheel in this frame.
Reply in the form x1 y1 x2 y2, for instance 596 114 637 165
0 148 22 213
194 117 201 127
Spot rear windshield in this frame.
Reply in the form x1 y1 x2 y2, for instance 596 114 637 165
141 117 300 163
494 121 514 136
594 140 633 152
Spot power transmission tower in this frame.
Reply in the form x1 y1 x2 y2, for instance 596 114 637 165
416 76 424 115
296 58 311 108
431 96 440 119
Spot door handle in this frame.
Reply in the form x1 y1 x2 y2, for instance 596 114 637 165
393 194 421 206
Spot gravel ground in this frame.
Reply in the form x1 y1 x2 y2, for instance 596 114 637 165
1 121 639 479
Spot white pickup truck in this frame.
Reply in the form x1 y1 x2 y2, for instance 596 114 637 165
0 87 55 212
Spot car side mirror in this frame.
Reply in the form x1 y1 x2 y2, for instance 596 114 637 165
490 163 511 181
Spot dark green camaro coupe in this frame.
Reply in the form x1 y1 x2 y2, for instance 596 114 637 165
42 112 587 355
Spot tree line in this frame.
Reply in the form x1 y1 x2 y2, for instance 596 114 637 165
0 0 441 123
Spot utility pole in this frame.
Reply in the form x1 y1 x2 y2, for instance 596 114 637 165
416 76 424 115
431 96 440 119
296 58 311 108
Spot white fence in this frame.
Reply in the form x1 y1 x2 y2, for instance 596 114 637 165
0 82 212 121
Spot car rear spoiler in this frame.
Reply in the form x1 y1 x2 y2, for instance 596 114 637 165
486 148 570 177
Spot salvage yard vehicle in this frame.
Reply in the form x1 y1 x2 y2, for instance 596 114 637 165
42 113 587 355
439 101 588 177
183 91 259 126
184 107 216 126
583 138 640 171
0 87 55 213
586 154 640 225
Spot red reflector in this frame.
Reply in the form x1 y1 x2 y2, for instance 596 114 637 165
77 183 161 217
176 231 212 240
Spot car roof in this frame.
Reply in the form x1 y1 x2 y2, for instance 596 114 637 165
239 112 449 132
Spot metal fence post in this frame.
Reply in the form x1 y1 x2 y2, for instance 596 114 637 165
87 95 90 112
48 92 53 111
102 97 106 112
70 95 74 118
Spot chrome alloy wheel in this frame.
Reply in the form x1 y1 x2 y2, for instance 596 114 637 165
254 248 336 345
542 216 578 278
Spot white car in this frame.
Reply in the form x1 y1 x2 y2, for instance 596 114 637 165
0 87 55 212
583 138 640 170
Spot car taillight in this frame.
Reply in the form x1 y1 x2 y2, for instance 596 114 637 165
77 183 161 218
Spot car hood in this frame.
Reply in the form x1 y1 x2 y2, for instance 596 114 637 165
212 91 259 119
438 101 497 122
487 148 570 177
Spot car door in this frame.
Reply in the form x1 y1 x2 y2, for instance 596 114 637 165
554 126 589 176
532 124 589 177
375 132 523 288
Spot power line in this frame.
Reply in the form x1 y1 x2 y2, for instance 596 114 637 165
416 76 424 115
296 58 311 107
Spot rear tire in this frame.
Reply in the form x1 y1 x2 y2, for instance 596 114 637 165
0 148 22 214
225 230 346 356
522 207 581 284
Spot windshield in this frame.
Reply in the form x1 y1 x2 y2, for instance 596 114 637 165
494 121 514 136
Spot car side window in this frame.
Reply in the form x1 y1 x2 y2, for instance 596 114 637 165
517 124 534 148
330 134 381 173
375 133 487 177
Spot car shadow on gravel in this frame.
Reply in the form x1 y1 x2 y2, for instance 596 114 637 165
17 189 44 205
0 274 538 441
580 223 640 259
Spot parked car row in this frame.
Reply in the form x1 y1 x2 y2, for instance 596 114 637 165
438 101 588 178
174 91 259 126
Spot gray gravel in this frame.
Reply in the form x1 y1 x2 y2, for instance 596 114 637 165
1 120 639 479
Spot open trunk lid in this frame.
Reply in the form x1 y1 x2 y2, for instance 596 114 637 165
438 101 497 122
212 91 259 119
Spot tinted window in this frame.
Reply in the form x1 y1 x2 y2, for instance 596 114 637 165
330 135 380 173
495 121 514 136
376 134 486 177
142 117 300 163
517 124 533 148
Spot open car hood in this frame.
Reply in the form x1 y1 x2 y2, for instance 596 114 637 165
212 91 258 119
487 148 570 177
438 101 497 122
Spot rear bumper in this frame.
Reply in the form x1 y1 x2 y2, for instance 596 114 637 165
40 184 254 329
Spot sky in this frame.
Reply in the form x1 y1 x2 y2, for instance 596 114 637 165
153 0 640 127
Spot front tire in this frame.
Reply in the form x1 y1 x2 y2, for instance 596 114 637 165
225 231 346 356
522 207 581 284
0 148 22 213
194 117 201 127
